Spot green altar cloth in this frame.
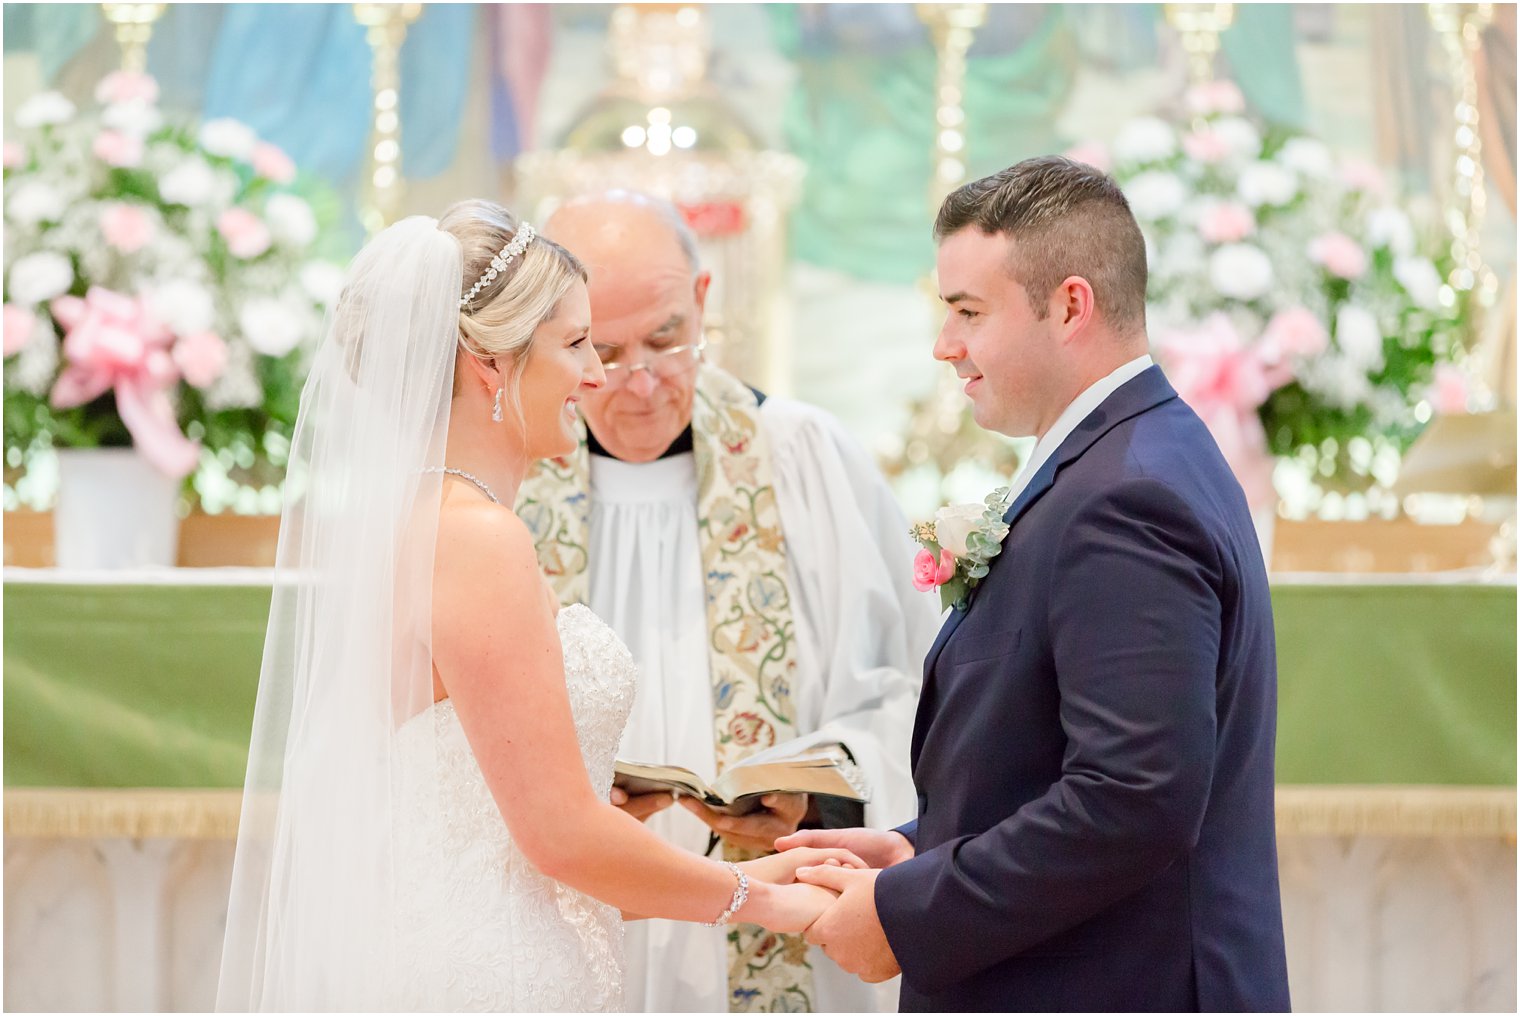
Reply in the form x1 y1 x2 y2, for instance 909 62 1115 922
3 574 1515 789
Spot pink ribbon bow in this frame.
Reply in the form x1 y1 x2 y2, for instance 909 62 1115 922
48 286 200 479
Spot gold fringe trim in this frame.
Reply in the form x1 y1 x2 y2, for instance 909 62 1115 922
5 786 1513 840
1276 785 1516 838
4 789 242 840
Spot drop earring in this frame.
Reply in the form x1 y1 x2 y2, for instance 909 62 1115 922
491 387 504 423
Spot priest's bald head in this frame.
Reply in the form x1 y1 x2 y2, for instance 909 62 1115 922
544 192 712 462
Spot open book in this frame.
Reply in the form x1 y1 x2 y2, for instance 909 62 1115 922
613 733 871 817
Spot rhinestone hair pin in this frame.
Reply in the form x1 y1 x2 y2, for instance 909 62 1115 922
460 223 536 309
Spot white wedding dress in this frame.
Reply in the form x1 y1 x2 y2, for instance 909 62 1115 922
388 603 638 1011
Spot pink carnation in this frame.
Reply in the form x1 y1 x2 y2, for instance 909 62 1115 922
1259 307 1329 387
1064 141 1112 173
1339 158 1387 197
911 548 956 592
1184 80 1246 116
100 203 156 253
173 330 229 389
93 129 144 168
3 141 24 170
4 303 37 357
251 142 297 184
95 71 160 107
1430 363 1469 415
1308 231 1368 280
1183 130 1231 164
217 208 272 260
1199 202 1255 244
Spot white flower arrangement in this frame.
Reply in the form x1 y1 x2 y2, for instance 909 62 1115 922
1071 80 1465 503
3 72 342 488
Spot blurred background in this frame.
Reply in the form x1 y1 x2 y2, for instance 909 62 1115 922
3 3 1515 1012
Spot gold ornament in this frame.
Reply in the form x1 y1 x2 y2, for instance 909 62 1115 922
100 3 166 74
354 3 422 237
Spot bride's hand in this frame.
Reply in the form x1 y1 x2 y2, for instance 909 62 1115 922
742 880 840 933
738 847 866 886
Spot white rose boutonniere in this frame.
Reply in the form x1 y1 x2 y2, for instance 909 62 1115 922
910 486 1012 612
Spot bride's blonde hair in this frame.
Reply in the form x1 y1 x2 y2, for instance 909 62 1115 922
438 199 586 418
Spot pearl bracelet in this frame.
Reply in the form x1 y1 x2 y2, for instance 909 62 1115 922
702 861 750 928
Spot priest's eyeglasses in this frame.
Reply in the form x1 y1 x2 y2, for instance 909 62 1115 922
596 338 707 388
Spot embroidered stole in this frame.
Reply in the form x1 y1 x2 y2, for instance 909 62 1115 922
515 364 815 1012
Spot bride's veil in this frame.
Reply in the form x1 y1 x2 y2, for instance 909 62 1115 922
217 216 463 1010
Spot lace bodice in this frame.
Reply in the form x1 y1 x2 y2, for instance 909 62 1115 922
389 604 638 1011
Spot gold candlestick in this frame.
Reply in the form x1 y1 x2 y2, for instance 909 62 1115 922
354 3 422 237
1428 3 1498 320
100 3 166 74
918 3 987 215
1163 3 1236 86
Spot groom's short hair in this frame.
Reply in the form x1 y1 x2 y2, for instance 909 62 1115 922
934 156 1148 334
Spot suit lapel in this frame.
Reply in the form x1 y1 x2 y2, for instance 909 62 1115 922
918 366 1179 684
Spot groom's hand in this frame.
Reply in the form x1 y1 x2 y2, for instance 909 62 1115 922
680 792 809 854
796 865 900 983
775 827 915 869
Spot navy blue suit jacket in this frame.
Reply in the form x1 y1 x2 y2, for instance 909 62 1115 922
876 367 1289 1012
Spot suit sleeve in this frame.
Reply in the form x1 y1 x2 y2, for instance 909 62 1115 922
876 476 1223 995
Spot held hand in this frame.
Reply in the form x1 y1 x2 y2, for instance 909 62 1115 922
680 792 809 853
609 787 677 822
773 827 915 869
742 879 840 934
737 846 866 886
796 865 901 983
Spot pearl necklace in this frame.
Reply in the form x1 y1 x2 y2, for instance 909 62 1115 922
424 466 501 505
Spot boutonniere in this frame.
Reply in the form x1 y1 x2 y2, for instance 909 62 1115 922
910 487 1012 612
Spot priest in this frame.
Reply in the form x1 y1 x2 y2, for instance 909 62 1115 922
518 191 937 1013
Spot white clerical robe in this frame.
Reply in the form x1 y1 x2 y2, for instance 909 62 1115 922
587 396 940 1013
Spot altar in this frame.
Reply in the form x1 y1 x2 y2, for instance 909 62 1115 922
4 568 1515 1011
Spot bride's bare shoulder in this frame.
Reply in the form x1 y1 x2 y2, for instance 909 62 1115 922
434 499 538 580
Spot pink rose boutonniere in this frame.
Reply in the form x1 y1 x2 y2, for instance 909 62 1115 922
910 486 1012 612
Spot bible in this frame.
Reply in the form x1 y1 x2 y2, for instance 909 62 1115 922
613 734 871 817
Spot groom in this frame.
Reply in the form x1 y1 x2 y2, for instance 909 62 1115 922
782 156 1291 1011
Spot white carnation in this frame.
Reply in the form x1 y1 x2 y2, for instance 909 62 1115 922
1113 117 1178 165
933 502 985 558
146 279 217 336
299 261 346 307
265 193 317 248
238 296 306 357
7 251 74 304
1237 162 1298 207
1125 170 1188 221
1335 304 1384 371
1208 244 1275 301
14 91 75 128
10 321 59 395
159 158 218 207
1212 117 1262 161
1365 206 1415 255
1393 257 1443 310
199 118 258 161
1302 353 1375 411
1278 137 1335 179
6 180 67 227
1157 230 1207 279
100 100 164 138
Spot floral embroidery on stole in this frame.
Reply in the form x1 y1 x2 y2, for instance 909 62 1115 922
516 364 815 1012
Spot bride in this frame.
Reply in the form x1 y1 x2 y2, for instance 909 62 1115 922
216 202 855 1011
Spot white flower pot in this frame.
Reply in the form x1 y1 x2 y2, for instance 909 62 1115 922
1252 501 1278 573
54 448 182 569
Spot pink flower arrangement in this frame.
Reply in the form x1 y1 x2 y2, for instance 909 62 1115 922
217 208 272 260
4 303 36 356
3 141 24 169
1184 80 1246 117
94 70 160 107
49 287 200 478
1308 232 1368 280
252 142 297 184
1198 202 1255 244
99 203 156 253
1259 306 1329 380
1183 130 1230 164
911 547 956 592
173 330 229 389
92 129 144 168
